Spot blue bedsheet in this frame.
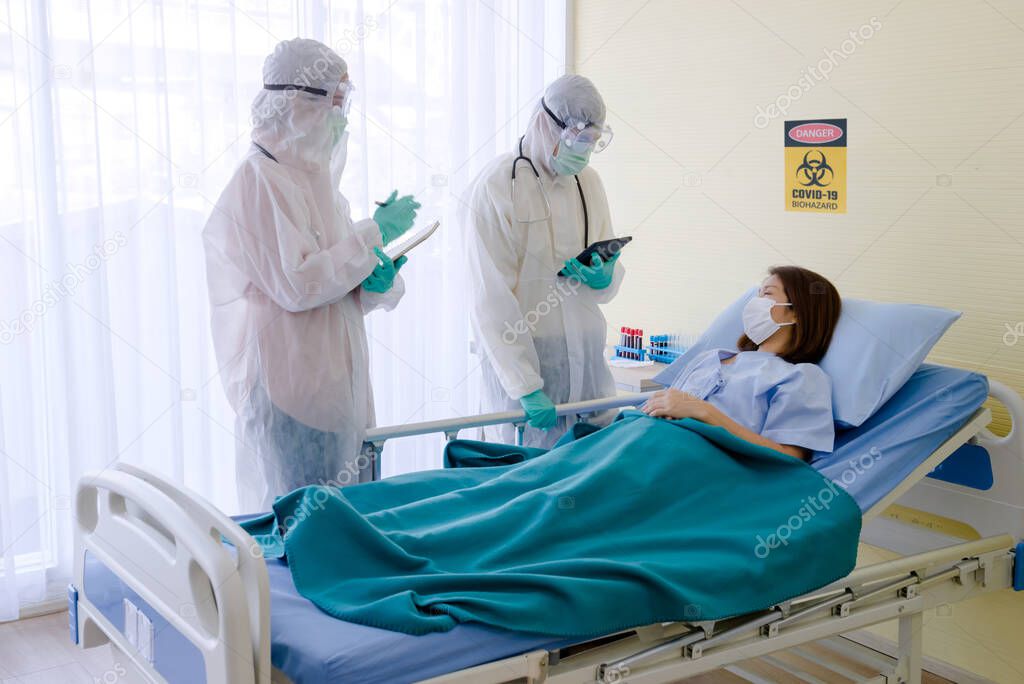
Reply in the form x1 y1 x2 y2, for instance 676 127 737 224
812 364 988 511
265 559 570 683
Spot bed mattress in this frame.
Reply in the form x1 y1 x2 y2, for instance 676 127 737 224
811 363 988 511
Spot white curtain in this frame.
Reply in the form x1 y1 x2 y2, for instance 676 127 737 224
0 393 15 620
333 2 568 476
0 0 565 620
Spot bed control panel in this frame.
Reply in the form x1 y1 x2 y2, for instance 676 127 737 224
123 598 155 663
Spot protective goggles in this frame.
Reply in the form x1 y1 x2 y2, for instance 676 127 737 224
263 79 356 116
542 98 613 153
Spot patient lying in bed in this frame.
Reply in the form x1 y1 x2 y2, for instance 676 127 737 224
242 265 860 638
641 265 841 460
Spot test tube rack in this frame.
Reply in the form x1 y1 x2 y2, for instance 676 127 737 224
614 327 647 361
647 334 687 364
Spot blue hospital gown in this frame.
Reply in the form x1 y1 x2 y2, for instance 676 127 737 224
652 349 835 452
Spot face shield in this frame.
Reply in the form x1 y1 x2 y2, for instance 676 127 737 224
542 98 613 154
333 79 355 117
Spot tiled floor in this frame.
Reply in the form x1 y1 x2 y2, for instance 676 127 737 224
0 612 130 684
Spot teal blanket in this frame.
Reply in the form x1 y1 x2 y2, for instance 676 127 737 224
242 412 861 636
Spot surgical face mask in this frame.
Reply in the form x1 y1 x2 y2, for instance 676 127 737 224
328 107 348 148
742 296 794 345
551 139 592 176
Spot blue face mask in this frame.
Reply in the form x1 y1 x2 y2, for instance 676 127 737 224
551 139 592 176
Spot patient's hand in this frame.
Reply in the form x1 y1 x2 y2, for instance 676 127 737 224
641 389 709 421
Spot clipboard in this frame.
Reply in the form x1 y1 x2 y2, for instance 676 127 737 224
384 221 440 261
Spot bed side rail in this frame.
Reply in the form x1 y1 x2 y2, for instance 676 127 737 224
75 470 256 684
366 392 655 443
363 392 655 478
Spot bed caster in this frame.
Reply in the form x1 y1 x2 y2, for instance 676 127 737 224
597 664 629 683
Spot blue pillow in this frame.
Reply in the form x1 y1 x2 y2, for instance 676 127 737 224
652 287 961 427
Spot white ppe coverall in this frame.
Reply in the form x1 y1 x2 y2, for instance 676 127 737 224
463 76 623 449
203 39 403 512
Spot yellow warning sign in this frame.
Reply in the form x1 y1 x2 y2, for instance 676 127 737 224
785 119 846 213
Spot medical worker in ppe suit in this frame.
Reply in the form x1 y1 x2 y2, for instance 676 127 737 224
464 75 623 449
204 38 420 512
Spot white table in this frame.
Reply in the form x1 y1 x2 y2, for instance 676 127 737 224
605 348 666 393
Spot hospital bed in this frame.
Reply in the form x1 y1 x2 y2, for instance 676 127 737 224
71 364 1024 684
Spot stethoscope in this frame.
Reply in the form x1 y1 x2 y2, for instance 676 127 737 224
510 135 589 249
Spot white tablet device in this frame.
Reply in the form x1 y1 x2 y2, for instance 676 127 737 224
384 220 441 261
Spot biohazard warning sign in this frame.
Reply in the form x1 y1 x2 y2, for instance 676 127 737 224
785 119 846 213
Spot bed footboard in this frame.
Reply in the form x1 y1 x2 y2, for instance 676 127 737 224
74 466 268 683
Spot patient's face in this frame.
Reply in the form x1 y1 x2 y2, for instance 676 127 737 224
759 275 797 325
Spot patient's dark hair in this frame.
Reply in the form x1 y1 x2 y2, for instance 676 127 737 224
737 266 841 364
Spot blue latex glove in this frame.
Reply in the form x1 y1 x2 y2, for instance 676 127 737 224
362 247 407 293
373 190 421 246
563 252 619 290
519 389 557 430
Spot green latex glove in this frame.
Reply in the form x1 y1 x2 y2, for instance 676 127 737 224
563 252 619 290
373 190 421 246
362 247 407 293
519 389 557 430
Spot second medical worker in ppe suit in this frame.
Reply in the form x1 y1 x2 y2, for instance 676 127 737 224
204 38 420 511
464 75 623 449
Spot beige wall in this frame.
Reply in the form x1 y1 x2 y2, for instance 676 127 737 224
576 0 1024 422
575 3 1024 676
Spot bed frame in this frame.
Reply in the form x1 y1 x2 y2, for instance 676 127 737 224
72 385 1024 684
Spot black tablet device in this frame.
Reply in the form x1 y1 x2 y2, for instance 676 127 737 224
557 236 632 277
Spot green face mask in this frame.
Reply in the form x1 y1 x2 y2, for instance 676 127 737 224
551 139 592 175
328 110 348 148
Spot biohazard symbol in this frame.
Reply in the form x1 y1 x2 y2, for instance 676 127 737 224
795 150 834 187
